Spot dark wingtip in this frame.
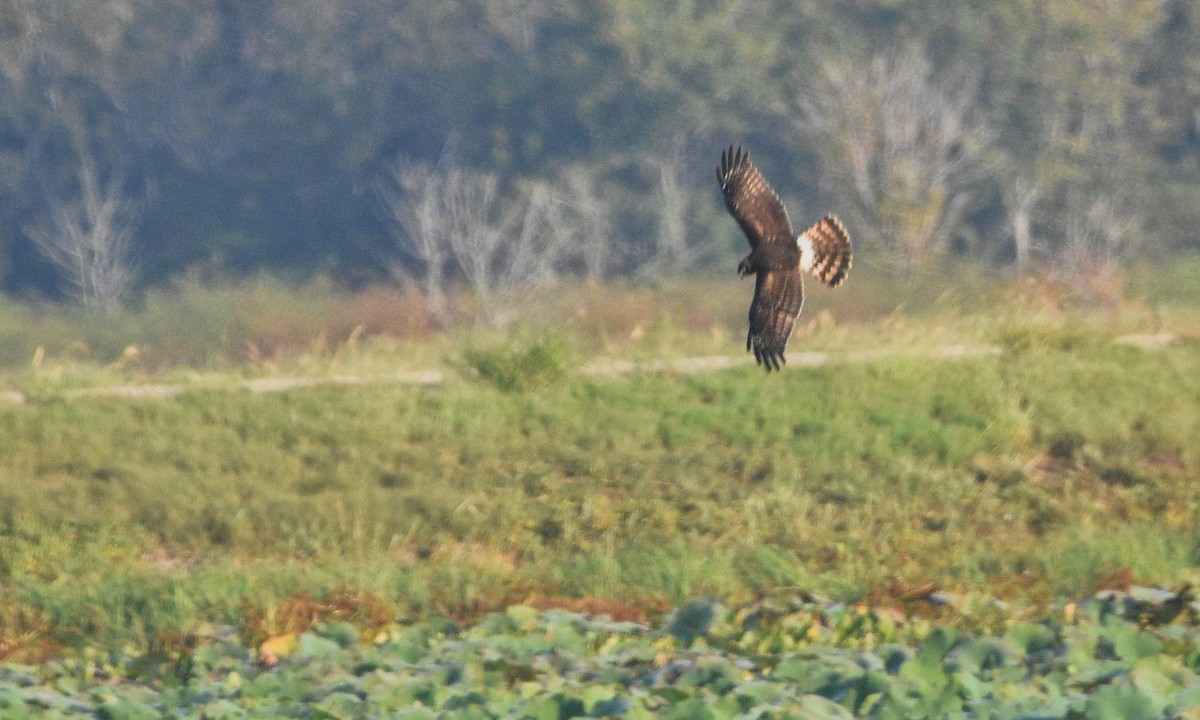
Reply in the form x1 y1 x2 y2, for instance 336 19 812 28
765 349 784 372
719 145 749 176
749 339 785 372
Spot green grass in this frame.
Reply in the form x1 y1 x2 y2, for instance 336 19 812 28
2 329 1199 659
1 262 1200 663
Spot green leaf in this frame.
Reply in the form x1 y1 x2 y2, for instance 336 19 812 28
1170 684 1200 716
189 641 251 674
1084 684 1164 720
311 691 364 720
297 631 343 658
770 652 864 701
581 685 626 714
0 688 35 720
786 694 858 719
734 679 782 708
622 699 657 720
845 670 892 715
1111 627 1162 661
947 636 1009 675
901 628 961 690
590 694 632 717
1130 656 1183 701
667 600 722 646
505 605 541 630
950 670 991 702
389 708 438 720
187 699 246 719
1006 622 1057 656
521 692 586 720
660 696 717 720
917 628 962 663
0 686 25 710
96 697 160 720
711 692 742 718
672 660 741 693
311 621 360 648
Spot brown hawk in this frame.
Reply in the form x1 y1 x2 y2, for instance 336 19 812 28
717 145 852 371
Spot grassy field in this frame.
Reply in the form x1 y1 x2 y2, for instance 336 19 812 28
0 264 1199 715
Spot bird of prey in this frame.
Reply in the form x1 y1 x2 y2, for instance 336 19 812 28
716 145 852 371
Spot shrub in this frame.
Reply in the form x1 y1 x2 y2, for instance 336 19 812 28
455 334 573 392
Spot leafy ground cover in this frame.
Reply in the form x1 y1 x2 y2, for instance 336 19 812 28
2 591 1199 718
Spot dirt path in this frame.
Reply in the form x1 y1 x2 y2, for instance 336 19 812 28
0 334 1178 404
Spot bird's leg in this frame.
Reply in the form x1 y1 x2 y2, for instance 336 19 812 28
737 253 755 277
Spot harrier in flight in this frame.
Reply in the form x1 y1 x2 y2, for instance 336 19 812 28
717 145 852 371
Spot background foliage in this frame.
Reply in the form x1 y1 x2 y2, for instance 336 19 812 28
1 0 1198 307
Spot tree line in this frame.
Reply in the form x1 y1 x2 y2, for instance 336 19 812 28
0 0 1197 315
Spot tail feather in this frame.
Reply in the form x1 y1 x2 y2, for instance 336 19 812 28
798 215 852 287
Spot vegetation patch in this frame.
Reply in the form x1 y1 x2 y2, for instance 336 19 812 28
0 274 1198 715
1 324 1198 661
455 334 574 392
2 590 1199 718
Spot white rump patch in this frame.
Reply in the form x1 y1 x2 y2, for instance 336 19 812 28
797 233 815 272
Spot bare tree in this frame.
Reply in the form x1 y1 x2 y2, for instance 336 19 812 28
475 177 575 326
439 167 507 311
378 159 453 323
0 0 41 96
557 164 613 281
638 135 711 278
378 156 573 326
27 107 137 314
1003 178 1042 273
1054 194 1140 305
502 179 566 287
797 48 991 272
444 171 565 323
484 0 560 55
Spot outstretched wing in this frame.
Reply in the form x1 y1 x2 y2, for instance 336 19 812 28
717 145 794 249
747 268 803 371
798 215 853 287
